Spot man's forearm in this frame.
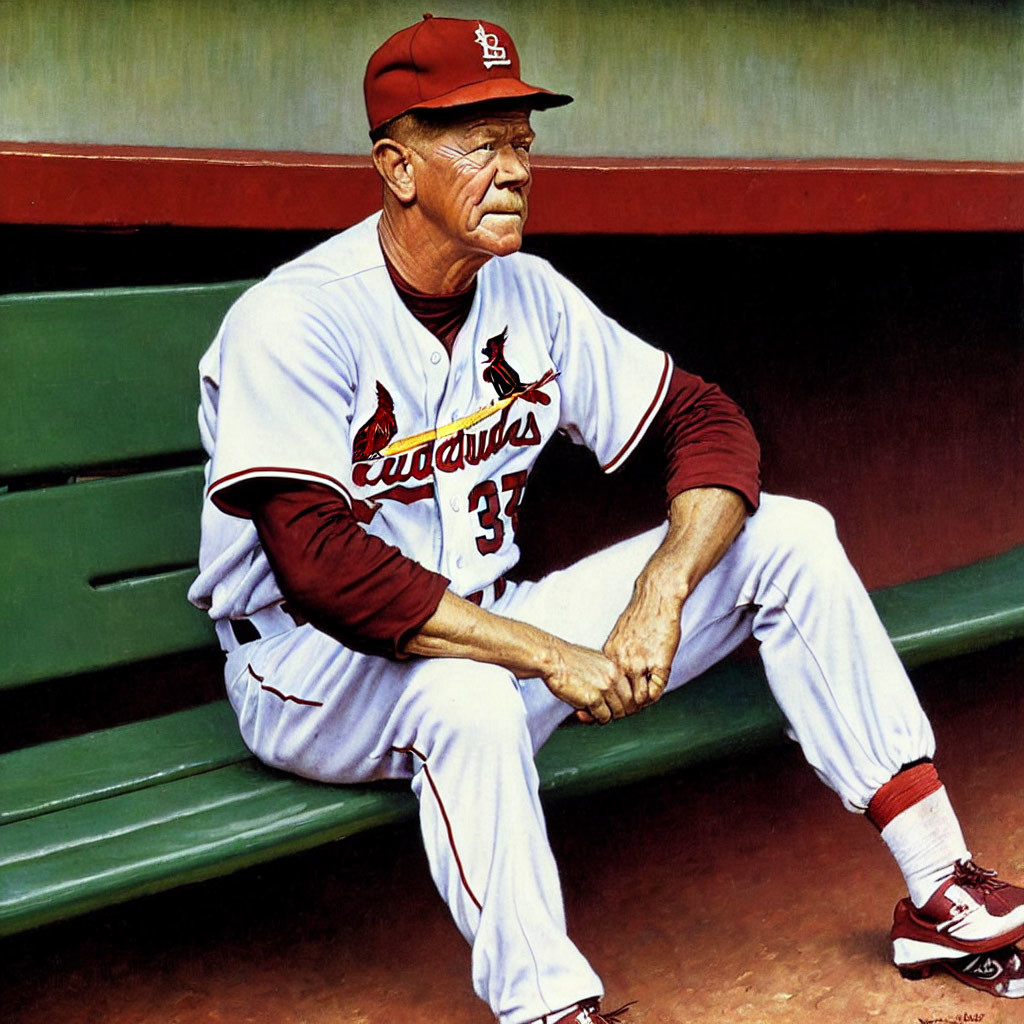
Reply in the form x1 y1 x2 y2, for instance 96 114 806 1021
641 486 749 605
404 590 559 678
602 485 749 710
406 591 637 724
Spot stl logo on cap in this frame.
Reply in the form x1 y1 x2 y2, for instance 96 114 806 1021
363 14 572 131
474 22 512 69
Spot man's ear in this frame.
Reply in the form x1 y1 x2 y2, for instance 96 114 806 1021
372 139 417 204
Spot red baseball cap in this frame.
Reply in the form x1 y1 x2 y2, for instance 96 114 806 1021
364 14 573 132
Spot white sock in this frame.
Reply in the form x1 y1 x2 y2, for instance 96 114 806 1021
880 786 971 907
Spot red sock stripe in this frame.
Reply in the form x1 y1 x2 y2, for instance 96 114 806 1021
867 762 942 831
395 745 483 912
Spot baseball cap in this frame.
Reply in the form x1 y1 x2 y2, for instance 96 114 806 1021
364 14 573 132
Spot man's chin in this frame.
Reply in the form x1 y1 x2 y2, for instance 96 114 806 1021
490 237 524 257
474 223 525 257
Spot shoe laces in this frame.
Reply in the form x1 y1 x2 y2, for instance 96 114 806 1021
953 859 1008 895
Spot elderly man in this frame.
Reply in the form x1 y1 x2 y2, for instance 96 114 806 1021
189 14 1024 1021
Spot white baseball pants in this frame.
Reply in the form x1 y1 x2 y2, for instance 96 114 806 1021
223 494 935 1024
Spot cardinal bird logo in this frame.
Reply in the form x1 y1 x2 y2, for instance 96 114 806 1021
481 327 552 406
352 381 397 461
481 327 524 399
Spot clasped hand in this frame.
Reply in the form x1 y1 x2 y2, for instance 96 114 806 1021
546 574 683 725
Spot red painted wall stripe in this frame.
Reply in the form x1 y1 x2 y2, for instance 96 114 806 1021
2 143 1023 233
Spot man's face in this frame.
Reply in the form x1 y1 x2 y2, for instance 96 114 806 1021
409 107 535 260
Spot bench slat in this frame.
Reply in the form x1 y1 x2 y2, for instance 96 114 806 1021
0 760 415 937
0 467 215 690
871 544 1024 666
0 282 251 478
0 703 246 826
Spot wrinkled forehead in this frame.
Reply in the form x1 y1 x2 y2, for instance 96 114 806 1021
420 100 535 136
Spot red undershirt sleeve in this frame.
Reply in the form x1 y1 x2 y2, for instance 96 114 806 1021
237 481 451 660
651 365 761 512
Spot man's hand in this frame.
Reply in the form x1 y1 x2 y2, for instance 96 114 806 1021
540 640 638 725
602 486 750 711
603 567 682 710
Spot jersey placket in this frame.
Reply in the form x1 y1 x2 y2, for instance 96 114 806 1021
431 286 487 595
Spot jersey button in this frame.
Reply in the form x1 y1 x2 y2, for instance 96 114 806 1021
450 497 461 512
430 352 442 365
455 556 465 569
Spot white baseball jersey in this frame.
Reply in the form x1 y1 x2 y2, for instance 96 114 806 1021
188 211 671 628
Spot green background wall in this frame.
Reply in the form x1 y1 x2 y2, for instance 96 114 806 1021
2 0 1022 160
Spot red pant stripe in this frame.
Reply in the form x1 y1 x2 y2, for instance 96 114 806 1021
396 744 483 912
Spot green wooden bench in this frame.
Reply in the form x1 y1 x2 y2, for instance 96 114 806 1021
2 282 1023 938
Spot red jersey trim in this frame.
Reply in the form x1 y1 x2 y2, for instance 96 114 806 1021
601 351 672 474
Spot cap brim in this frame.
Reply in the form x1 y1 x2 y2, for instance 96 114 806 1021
407 78 573 116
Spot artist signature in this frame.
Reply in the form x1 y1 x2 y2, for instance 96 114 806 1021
917 1013 984 1024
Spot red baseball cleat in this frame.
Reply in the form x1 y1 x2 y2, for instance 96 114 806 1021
892 860 1024 967
899 945 1024 998
550 1001 636 1024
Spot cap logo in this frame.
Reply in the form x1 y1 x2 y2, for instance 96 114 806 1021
474 22 511 69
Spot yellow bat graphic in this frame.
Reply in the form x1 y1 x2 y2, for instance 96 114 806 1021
377 371 556 459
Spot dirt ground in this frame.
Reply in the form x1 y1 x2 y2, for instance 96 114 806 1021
3 640 1022 1024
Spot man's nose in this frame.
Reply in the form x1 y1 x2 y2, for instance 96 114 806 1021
493 144 531 189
